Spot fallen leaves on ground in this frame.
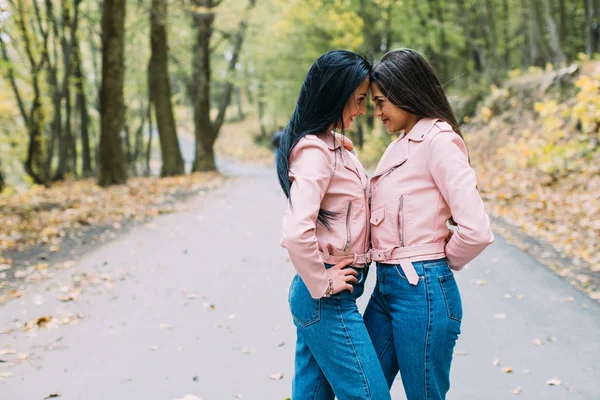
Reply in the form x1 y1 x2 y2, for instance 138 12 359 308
23 312 85 333
0 172 224 254
269 372 284 380
464 62 600 299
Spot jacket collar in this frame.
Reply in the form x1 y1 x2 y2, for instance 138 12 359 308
323 131 342 150
405 117 439 142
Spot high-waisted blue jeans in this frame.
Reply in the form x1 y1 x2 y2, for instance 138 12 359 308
364 258 462 400
289 265 390 400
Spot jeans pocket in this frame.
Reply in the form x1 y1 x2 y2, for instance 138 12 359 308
439 273 463 322
289 275 321 327
349 267 369 298
393 264 423 283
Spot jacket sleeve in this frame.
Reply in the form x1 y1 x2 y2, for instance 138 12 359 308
280 139 334 298
427 131 495 270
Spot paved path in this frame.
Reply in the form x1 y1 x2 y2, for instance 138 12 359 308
1 159 599 400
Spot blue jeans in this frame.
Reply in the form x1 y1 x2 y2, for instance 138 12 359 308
364 259 462 400
289 265 391 400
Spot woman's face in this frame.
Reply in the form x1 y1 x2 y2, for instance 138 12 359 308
338 77 369 130
370 82 416 134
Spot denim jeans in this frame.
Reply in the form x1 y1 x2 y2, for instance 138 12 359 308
289 265 391 400
364 259 462 400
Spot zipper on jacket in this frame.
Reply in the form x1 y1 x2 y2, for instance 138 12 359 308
344 202 352 253
398 195 405 247
380 166 398 183
364 187 370 252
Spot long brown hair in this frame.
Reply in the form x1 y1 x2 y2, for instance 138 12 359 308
371 48 463 139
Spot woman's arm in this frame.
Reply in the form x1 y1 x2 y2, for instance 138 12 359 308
280 140 334 298
427 131 495 270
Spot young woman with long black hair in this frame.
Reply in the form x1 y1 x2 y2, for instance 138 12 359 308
278 50 390 400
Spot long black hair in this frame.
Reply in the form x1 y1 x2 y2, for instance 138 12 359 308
276 50 371 226
371 48 463 138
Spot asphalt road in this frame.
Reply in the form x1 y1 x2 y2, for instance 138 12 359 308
1 159 599 400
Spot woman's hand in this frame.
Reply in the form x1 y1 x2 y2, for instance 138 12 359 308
445 229 455 243
325 258 358 295
333 132 355 152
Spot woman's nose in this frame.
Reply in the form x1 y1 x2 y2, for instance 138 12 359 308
358 103 367 115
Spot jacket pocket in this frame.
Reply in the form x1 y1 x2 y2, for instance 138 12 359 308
398 195 406 247
370 207 385 226
289 275 321 327
439 273 463 322
343 202 352 253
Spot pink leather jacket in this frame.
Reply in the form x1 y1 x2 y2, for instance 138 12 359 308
281 133 371 298
369 118 494 284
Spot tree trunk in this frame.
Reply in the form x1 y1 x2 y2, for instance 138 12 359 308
358 0 378 53
541 0 567 65
503 0 510 67
191 0 217 172
146 60 154 177
133 93 148 176
213 0 256 136
74 37 93 177
46 24 61 184
257 81 267 138
383 3 393 52
528 0 553 66
485 0 498 53
98 0 127 186
585 0 600 55
558 0 567 49
146 106 154 176
456 0 486 77
0 166 5 193
150 0 185 177
55 0 77 179
235 87 244 121
520 0 531 66
8 0 49 185
596 0 600 54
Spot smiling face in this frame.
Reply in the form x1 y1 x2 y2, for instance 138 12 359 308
370 82 419 135
337 77 369 130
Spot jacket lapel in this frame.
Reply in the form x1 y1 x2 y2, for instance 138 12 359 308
372 136 409 178
371 118 440 178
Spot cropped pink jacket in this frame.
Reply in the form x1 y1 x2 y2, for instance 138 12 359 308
281 133 371 298
369 118 494 284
